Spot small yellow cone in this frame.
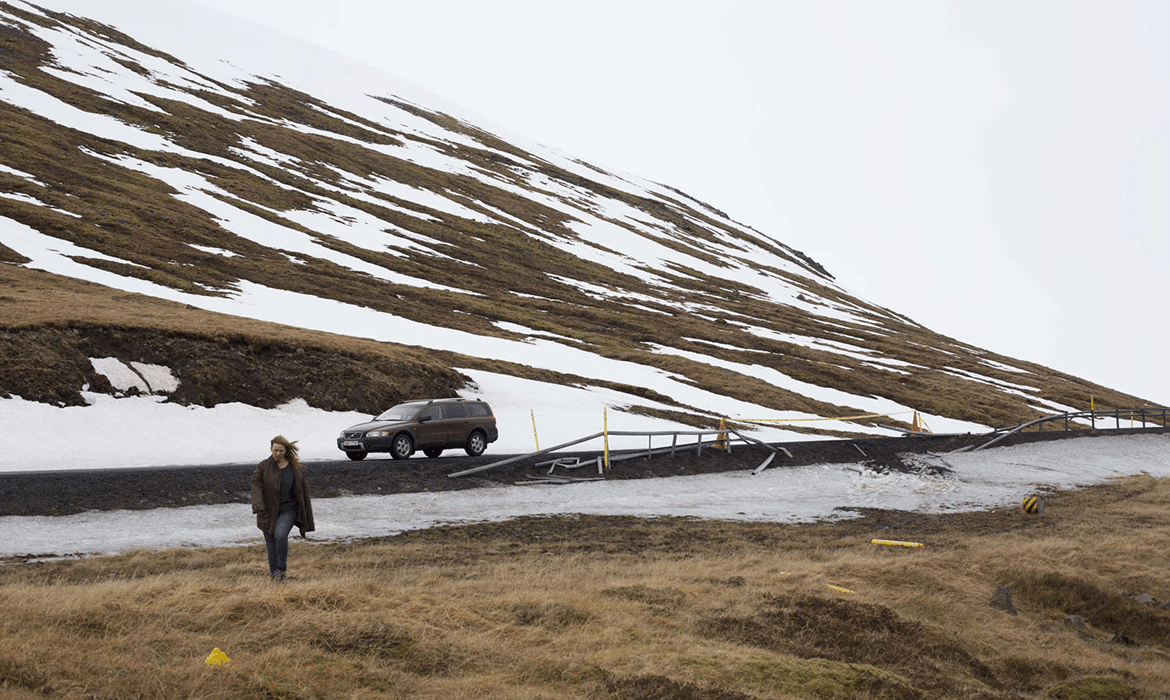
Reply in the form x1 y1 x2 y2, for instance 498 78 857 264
205 647 231 665
715 418 728 451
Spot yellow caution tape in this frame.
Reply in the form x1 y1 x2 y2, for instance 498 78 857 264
871 539 925 548
734 411 913 423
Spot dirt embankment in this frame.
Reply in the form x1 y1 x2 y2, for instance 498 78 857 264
0 324 466 413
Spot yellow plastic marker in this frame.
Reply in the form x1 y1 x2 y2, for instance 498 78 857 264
871 539 925 548
826 584 855 594
205 648 231 665
740 411 899 423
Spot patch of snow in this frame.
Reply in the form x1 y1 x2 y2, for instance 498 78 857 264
189 244 239 257
89 357 149 394
130 362 179 393
88 358 179 395
0 163 45 184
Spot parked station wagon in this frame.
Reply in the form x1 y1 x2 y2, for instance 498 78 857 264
337 398 498 461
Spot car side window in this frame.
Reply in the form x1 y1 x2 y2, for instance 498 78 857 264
444 403 467 418
466 402 490 417
421 405 442 422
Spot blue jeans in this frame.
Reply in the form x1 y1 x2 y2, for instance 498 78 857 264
263 508 298 575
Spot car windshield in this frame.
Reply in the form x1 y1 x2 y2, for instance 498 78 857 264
374 404 422 422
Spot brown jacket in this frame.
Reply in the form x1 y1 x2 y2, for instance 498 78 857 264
250 457 315 536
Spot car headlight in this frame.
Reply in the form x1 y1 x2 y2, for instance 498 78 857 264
366 430 391 438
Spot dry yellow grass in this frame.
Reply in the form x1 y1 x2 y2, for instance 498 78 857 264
2 477 1169 699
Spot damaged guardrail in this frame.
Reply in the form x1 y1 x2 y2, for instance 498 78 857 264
448 426 789 478
951 406 1169 453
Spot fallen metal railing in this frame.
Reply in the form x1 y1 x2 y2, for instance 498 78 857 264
448 426 787 478
953 406 1168 453
449 406 1167 477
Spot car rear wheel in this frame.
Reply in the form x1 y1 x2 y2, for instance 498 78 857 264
346 450 368 461
465 430 487 457
423 447 443 458
390 434 414 460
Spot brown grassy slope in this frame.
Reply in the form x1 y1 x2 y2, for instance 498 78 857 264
1 476 1168 699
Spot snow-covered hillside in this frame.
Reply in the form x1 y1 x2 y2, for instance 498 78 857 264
0 0 1160 471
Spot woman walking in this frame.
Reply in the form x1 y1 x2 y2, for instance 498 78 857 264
251 435 315 581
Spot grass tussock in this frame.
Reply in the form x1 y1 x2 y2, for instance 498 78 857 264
2 477 1170 698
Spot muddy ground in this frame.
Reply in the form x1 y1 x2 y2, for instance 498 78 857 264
3 428 1158 519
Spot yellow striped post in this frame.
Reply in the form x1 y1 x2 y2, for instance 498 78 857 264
1022 496 1045 514
603 407 609 470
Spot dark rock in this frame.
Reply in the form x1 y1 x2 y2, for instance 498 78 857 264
1113 632 1138 646
990 585 1018 615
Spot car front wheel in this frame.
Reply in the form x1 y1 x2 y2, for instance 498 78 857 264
346 450 368 461
390 434 414 460
465 431 487 457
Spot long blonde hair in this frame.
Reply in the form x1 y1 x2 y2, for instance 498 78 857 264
270 435 303 469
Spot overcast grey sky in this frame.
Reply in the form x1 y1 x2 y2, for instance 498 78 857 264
189 0 1170 405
